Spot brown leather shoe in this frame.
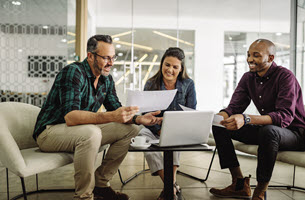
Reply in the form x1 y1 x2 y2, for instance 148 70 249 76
93 186 130 200
209 176 251 199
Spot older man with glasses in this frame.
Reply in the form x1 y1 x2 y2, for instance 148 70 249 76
33 35 162 200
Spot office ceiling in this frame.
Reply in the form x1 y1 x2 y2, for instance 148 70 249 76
95 0 290 23
1 0 290 25
1 0 291 56
0 0 72 25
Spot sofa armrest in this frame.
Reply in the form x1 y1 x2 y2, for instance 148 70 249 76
0 125 26 174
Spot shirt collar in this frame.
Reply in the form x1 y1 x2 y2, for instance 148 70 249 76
83 58 106 83
83 58 95 79
255 61 277 79
175 79 183 92
160 79 183 92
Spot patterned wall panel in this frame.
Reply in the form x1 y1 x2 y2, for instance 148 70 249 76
0 0 70 107
28 55 66 78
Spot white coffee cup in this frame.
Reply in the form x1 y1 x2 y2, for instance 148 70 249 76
131 136 146 145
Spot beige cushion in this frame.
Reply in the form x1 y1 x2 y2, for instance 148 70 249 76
235 142 258 155
18 147 74 177
0 102 109 178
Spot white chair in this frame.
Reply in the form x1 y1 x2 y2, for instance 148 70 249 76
0 102 108 200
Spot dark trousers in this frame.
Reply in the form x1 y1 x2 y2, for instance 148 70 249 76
212 125 305 182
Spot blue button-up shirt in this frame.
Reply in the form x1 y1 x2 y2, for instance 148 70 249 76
144 78 197 136
223 62 305 129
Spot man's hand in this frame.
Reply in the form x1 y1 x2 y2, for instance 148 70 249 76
220 114 244 130
136 110 163 126
217 111 229 120
112 106 139 123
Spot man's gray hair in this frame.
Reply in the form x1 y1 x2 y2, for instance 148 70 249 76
87 35 113 53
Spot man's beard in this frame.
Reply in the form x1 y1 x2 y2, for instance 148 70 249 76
93 58 103 75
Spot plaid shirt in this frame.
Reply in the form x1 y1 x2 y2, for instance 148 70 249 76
33 58 121 140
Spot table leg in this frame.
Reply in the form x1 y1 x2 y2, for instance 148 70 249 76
164 151 174 200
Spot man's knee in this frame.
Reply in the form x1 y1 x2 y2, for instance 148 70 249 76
78 125 102 148
258 125 280 143
123 124 139 138
109 122 139 138
212 125 229 141
130 124 140 137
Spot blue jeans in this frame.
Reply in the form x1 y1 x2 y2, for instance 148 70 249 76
212 125 305 182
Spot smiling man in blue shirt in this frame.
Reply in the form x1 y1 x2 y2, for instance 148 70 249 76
33 35 162 200
210 39 305 200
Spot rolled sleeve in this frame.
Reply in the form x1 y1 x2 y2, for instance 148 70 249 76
220 108 233 116
56 66 83 116
267 72 296 128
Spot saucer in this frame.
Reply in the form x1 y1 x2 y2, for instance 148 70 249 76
130 143 151 149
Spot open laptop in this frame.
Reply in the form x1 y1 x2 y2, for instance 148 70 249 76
151 110 214 147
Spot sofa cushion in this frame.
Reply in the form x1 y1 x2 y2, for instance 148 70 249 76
14 147 74 177
0 102 40 150
277 151 305 168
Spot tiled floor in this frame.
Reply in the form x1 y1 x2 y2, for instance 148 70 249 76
1 150 305 200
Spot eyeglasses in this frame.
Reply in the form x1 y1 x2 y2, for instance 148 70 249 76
92 52 117 62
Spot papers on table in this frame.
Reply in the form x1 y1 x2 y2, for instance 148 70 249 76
126 89 177 113
179 104 225 128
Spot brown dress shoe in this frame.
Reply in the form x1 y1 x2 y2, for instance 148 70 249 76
209 176 251 199
93 186 130 200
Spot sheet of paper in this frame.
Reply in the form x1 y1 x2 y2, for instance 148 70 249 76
126 89 177 113
179 104 196 111
179 104 225 128
213 114 225 128
149 139 160 144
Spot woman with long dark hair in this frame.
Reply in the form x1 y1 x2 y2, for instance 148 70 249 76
139 47 197 200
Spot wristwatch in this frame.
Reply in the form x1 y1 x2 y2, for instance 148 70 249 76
132 115 140 125
242 114 251 125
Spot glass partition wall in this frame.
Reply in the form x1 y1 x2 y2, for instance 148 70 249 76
223 0 291 113
96 28 195 105
1 0 293 111
224 32 290 112
297 0 305 102
0 0 76 107
93 0 195 105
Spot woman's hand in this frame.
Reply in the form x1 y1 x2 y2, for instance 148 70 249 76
136 110 163 126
